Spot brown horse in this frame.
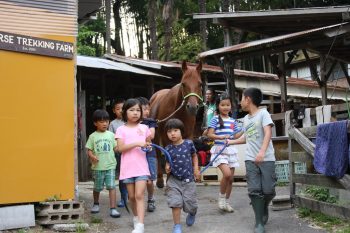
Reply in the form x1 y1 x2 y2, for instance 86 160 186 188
150 61 203 188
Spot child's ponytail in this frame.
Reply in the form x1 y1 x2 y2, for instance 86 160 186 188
218 114 224 129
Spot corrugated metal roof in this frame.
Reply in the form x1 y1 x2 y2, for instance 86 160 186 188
193 6 350 36
0 0 77 36
199 22 349 59
77 56 171 79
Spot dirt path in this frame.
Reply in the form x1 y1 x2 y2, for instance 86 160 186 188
75 182 326 233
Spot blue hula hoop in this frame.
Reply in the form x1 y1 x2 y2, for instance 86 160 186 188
141 143 173 168
200 128 243 174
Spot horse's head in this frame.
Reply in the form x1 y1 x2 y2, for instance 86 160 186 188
180 60 203 116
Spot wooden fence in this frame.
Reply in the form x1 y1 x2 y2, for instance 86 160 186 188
287 103 350 219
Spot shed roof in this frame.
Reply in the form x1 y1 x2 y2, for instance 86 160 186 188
193 5 350 36
77 55 171 79
199 22 350 63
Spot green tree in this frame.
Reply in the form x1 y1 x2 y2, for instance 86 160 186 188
159 19 203 62
77 16 106 57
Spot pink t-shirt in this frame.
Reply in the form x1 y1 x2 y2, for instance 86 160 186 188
115 124 151 180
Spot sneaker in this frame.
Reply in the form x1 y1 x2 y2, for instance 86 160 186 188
186 213 196 226
132 223 144 233
218 195 226 210
172 224 182 233
91 204 99 213
117 199 125 208
224 202 235 213
110 208 121 218
147 199 156 212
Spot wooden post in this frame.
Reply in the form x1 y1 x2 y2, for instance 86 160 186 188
147 77 155 98
288 136 296 205
320 55 327 105
269 96 274 113
223 56 237 118
223 27 232 47
278 53 288 112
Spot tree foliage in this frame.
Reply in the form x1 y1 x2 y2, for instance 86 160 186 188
158 19 203 62
77 16 106 57
77 0 349 61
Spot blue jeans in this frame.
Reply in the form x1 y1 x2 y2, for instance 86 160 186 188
147 156 157 181
122 175 149 184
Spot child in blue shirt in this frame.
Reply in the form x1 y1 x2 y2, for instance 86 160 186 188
207 93 242 213
164 118 200 233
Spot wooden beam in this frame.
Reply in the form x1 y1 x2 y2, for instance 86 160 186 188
298 122 350 138
290 152 312 163
325 59 337 81
292 174 344 189
278 53 288 112
289 127 315 156
302 49 322 86
298 126 317 138
320 55 327 105
294 195 350 220
285 50 298 66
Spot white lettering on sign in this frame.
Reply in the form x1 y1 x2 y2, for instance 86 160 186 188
0 33 14 44
0 31 74 59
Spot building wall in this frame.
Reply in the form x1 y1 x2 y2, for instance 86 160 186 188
0 0 77 204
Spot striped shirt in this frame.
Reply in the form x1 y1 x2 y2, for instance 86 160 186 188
208 115 240 145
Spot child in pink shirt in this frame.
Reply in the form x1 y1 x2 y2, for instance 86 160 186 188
115 98 151 233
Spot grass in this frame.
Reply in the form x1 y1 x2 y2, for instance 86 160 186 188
297 207 350 232
337 227 350 233
276 181 289 187
91 216 103 224
76 221 88 233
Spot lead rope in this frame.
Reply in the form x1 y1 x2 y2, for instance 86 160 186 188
156 100 186 124
156 92 204 124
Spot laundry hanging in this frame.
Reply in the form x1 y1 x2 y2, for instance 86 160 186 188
314 120 349 179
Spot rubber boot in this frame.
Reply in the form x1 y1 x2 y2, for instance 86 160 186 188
250 195 265 233
263 194 275 225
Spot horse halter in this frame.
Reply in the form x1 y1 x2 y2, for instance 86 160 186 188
183 92 204 104
156 90 204 124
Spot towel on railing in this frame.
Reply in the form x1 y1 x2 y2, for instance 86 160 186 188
314 120 349 179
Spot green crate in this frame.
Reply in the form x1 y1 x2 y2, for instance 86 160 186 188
275 160 306 182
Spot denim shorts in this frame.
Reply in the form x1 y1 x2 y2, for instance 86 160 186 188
92 169 116 192
147 156 157 181
122 175 149 184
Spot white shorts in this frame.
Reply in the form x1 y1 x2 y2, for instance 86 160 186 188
210 145 239 168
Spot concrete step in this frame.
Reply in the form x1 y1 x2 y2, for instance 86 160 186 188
272 195 292 211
